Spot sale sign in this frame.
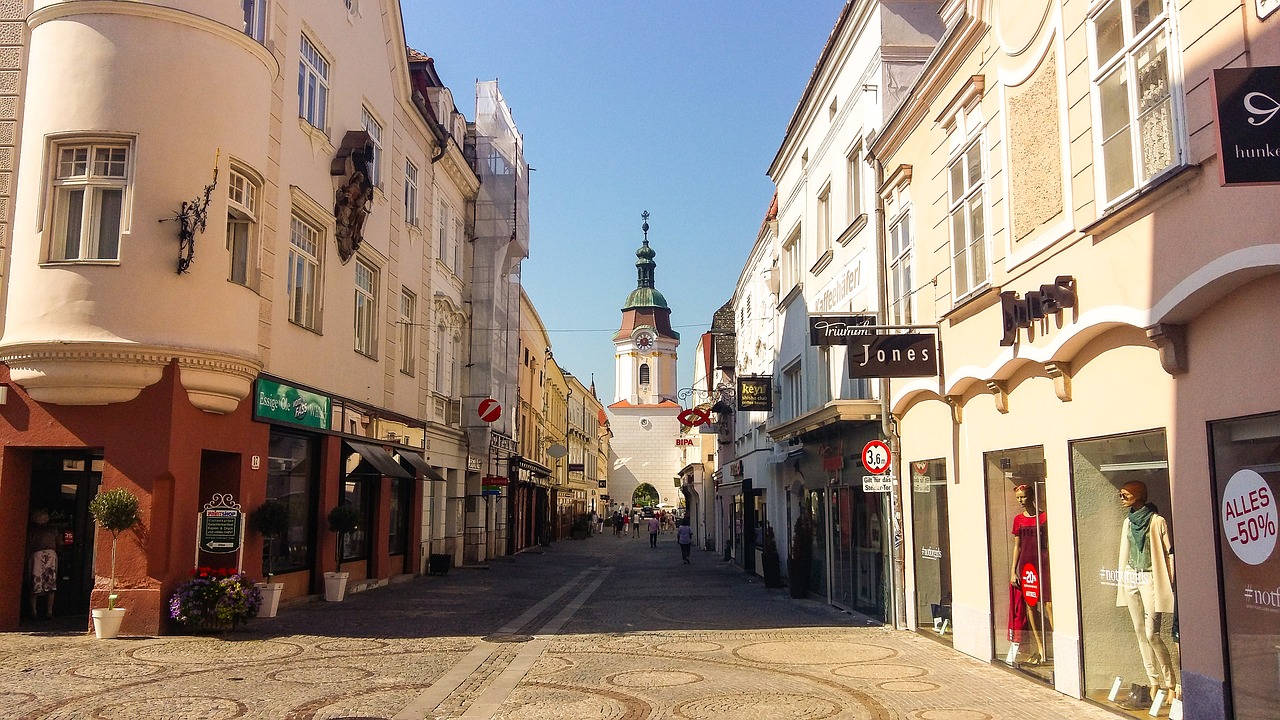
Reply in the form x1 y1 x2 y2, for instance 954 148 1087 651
1221 469 1277 566
1020 564 1041 607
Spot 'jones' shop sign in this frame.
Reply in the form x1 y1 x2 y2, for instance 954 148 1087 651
848 333 939 378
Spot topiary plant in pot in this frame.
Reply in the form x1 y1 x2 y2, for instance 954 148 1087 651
788 509 814 599
324 504 360 602
87 487 141 638
250 499 290 617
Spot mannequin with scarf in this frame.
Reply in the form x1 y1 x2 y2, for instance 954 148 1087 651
1116 480 1178 705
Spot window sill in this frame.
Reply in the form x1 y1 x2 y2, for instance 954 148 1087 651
810 249 833 275
941 283 1001 325
778 282 804 310
355 348 377 361
298 118 333 150
40 259 120 267
838 214 868 246
288 318 323 336
1083 163 1202 241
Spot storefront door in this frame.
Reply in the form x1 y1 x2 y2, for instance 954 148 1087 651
912 459 952 643
829 487 855 610
26 451 101 621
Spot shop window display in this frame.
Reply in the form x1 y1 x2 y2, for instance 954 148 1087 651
986 447 1054 684
1071 429 1180 717
1209 413 1280 720
912 459 952 644
264 433 316 574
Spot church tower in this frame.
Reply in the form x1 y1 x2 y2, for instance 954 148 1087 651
613 211 680 404
606 212 683 512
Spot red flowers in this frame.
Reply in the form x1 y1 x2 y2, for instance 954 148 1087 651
190 566 239 578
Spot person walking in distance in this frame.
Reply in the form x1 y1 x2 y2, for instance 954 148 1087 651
632 509 642 538
647 513 660 548
677 519 693 563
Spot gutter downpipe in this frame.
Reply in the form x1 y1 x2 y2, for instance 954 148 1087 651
868 137 908 631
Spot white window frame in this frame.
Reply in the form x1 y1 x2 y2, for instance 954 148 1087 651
816 183 831 258
354 258 378 357
298 34 330 131
226 166 260 287
48 140 130 263
947 134 989 301
437 199 452 269
782 226 802 294
1087 0 1183 207
453 217 464 274
242 0 266 42
404 159 419 226
433 323 444 394
783 360 804 421
399 289 416 375
288 212 322 330
361 107 382 187
846 143 863 225
886 185 914 326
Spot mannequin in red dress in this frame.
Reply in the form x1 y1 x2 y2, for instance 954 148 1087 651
1009 483 1053 665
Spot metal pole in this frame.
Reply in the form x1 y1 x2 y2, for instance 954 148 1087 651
869 144 908 631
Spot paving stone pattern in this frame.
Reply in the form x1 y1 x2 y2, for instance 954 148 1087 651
0 533 1124 719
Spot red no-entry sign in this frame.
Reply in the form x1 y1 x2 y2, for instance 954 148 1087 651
478 398 502 423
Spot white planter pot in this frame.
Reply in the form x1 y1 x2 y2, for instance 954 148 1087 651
323 572 349 602
255 582 284 617
91 607 127 639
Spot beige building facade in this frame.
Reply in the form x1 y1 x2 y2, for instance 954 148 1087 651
872 1 1280 717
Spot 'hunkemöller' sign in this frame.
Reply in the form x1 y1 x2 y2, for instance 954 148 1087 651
1213 66 1280 185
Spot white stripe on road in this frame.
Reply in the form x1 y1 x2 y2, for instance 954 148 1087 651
393 567 609 720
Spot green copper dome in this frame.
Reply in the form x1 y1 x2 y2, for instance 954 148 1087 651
624 286 669 310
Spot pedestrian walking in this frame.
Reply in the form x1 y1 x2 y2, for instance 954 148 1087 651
623 512 630 536
614 511 624 537
632 510 642 538
595 512 604 534
677 519 693 563
647 514 660 548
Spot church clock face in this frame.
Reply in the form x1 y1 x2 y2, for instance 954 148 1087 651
633 329 656 353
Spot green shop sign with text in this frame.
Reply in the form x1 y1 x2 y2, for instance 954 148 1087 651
255 378 330 429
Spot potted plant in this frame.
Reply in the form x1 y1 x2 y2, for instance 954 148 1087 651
325 504 360 602
788 509 813 599
168 566 261 632
87 487 141 639
249 499 289 617
761 525 784 589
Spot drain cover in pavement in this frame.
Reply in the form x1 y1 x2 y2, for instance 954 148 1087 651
483 633 535 643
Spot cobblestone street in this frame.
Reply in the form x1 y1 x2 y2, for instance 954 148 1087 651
1 535 1122 719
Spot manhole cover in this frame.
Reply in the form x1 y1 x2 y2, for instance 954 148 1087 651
483 633 534 643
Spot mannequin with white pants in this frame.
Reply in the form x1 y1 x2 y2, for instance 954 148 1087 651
1115 480 1178 705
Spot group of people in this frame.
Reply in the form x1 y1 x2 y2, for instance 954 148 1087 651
593 506 694 562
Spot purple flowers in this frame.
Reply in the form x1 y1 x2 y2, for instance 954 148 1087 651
169 567 262 629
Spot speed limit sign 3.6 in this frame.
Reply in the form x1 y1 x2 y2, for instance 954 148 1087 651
862 440 891 475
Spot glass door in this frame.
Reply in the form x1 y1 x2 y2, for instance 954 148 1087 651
986 446 1053 684
913 458 952 644
829 487 855 610
27 451 101 621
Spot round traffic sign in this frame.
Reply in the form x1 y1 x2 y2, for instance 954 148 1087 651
861 440 891 474
678 407 710 427
478 398 502 423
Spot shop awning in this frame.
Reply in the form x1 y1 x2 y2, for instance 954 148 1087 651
346 441 412 479
396 451 445 482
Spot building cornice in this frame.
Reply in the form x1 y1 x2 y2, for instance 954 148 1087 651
765 399 881 442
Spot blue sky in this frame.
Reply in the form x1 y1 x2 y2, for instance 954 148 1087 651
402 2 844 403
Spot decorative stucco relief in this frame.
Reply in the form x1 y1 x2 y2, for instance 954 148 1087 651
1006 51 1064 246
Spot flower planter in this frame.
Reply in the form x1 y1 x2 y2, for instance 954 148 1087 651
324 571 349 602
91 607 127 639
256 582 284 617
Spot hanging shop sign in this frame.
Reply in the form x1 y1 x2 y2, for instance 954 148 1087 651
737 375 773 412
255 377 330 430
568 463 585 472
478 398 502 422
848 333 938 378
678 407 710 427
598 479 607 488
1212 66 1280 185
999 276 1076 346
809 314 877 345
198 493 243 555
490 433 518 455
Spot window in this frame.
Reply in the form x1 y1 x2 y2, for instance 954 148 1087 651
399 289 416 375
437 200 451 268
404 160 419 226
298 35 329 130
816 185 831 257
782 227 802 292
354 258 377 356
226 168 259 287
887 197 913 325
453 217 464 273
242 0 266 42
338 479 370 563
288 214 321 330
49 142 128 262
1089 0 1180 204
639 363 651 386
818 346 833 404
948 139 988 299
263 432 316 575
783 361 803 420
433 323 444 394
846 145 863 224
361 107 382 187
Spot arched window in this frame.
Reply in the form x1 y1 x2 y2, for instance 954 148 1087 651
639 363 650 385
